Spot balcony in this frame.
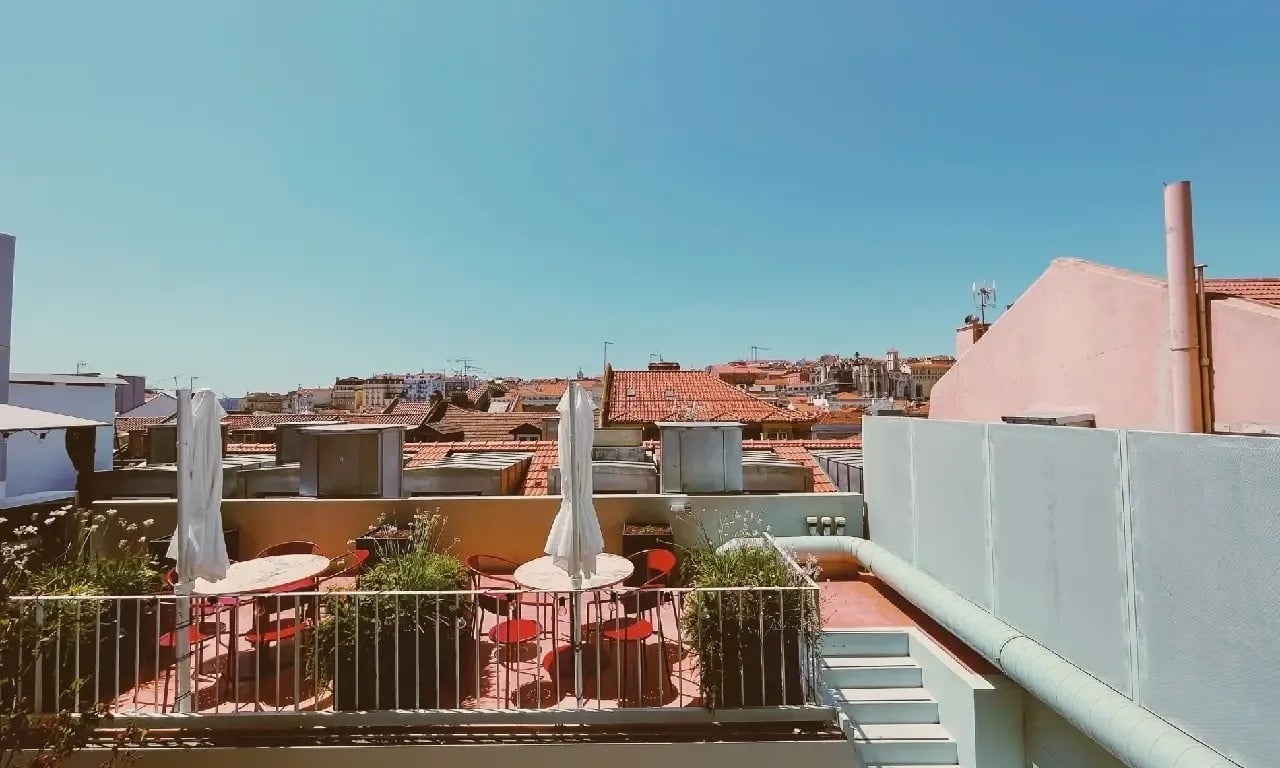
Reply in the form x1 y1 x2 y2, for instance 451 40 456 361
9 494 856 742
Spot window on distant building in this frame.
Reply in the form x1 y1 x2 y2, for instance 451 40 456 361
515 433 537 442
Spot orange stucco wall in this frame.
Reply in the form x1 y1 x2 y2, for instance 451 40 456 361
930 258 1280 431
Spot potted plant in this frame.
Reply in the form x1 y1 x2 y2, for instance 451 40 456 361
354 511 417 569
7 507 164 710
680 540 820 709
312 511 474 710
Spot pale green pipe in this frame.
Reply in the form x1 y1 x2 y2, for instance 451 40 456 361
717 536 1241 768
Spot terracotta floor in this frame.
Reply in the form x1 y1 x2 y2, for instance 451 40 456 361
819 574 994 674
58 576 988 715
106 586 705 714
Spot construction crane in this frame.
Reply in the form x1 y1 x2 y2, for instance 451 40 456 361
750 345 771 362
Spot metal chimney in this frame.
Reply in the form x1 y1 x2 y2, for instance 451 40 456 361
1163 182 1204 433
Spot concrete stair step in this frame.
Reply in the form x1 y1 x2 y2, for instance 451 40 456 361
839 698 940 724
836 686 934 702
822 656 922 688
822 629 910 656
846 723 959 765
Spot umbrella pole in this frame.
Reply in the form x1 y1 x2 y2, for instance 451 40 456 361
174 389 193 713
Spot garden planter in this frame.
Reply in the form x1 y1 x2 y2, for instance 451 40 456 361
705 624 805 708
694 590 809 709
354 534 413 570
329 623 472 710
621 522 675 587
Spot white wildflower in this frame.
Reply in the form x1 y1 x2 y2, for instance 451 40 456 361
93 514 106 523
138 536 147 544
14 525 38 536
124 522 138 532
118 539 129 548
43 517 56 526
105 508 118 517
0 516 6 525
142 518 154 528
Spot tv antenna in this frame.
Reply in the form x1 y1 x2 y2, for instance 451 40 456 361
448 358 476 377
972 281 998 324
750 345 771 362
75 360 88 375
649 352 664 364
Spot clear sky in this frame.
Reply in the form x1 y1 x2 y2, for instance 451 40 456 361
3 2 1279 396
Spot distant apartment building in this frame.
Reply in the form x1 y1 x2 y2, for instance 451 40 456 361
286 387 332 414
360 374 405 410
331 377 362 410
404 372 478 401
244 391 287 413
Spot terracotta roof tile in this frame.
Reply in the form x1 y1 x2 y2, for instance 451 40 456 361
1205 278 1280 308
818 409 864 424
606 370 813 424
244 413 344 429
390 400 437 415
226 443 274 454
405 440 558 496
426 405 547 441
344 413 428 426
115 416 165 434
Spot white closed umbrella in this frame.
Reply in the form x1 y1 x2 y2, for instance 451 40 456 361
543 381 602 704
545 381 603 578
166 388 229 712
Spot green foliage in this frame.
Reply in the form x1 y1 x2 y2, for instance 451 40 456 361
676 517 821 709
1 505 150 766
311 512 469 689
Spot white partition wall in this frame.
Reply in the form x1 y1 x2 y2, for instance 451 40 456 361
862 416 1280 767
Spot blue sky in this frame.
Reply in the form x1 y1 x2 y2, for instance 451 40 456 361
3 2 1279 396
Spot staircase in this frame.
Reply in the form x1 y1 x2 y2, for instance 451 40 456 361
822 629 959 767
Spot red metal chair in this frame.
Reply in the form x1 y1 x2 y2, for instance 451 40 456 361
319 550 370 585
488 617 541 700
601 616 654 704
156 623 217 712
465 554 556 634
254 540 323 558
588 548 677 625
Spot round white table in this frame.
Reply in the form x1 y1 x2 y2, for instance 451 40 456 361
513 554 635 706
188 554 332 692
513 553 634 591
192 554 331 595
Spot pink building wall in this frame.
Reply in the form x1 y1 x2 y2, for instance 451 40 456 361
1206 296 1280 429
931 258 1280 431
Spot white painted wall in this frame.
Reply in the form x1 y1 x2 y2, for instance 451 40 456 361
7 381 116 497
864 416 1279 767
120 393 177 419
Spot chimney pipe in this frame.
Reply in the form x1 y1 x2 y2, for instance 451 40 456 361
1163 182 1203 433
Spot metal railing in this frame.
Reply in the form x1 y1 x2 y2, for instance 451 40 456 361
6 550 826 726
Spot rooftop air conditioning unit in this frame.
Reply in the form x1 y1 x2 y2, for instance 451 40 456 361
657 421 743 494
146 423 178 464
297 423 405 498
